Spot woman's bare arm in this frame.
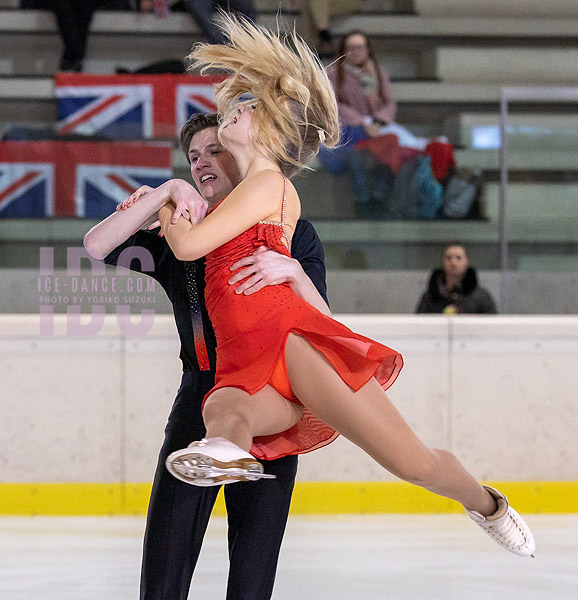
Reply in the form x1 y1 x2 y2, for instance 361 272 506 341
84 179 206 259
160 171 292 261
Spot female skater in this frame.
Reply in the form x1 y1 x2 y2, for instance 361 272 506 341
156 15 535 557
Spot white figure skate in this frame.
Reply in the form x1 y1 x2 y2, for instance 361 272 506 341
467 485 536 557
165 437 276 486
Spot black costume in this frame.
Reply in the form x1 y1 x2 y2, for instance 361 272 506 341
416 267 497 314
104 219 328 600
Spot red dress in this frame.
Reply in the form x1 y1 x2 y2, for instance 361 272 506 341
203 181 403 460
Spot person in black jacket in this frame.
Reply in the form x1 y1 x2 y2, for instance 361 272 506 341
416 244 497 314
84 113 330 600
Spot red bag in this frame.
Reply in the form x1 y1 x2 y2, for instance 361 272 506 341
355 134 402 173
425 141 456 181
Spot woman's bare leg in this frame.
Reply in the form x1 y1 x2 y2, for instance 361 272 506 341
284 333 497 516
166 385 302 485
203 385 303 452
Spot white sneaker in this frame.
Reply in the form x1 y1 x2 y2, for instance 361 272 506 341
467 485 536 557
165 437 276 487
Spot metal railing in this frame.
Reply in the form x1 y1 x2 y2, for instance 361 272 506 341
498 86 578 312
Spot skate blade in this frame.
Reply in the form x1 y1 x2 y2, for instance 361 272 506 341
166 451 276 486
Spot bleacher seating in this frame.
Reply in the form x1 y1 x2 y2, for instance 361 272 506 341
0 1 577 274
414 0 578 18
435 48 578 84
449 113 578 150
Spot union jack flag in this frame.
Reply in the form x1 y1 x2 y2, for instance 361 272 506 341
56 73 222 139
0 160 54 218
0 141 172 218
175 82 219 134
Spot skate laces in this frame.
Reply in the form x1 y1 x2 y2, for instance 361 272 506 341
483 508 530 550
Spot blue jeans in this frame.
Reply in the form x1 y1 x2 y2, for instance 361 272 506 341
184 0 257 44
346 150 394 208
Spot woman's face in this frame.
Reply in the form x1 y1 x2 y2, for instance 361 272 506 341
219 100 256 150
344 34 369 67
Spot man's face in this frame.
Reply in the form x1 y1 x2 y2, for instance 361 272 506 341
188 126 241 207
443 245 469 279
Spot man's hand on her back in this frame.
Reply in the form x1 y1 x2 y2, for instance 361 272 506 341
228 246 300 295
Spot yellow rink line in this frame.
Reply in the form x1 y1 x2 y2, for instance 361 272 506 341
0 482 576 516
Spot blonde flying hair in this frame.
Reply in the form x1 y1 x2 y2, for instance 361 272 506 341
187 14 340 178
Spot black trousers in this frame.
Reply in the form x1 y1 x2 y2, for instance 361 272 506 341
40 0 99 63
140 371 298 600
183 0 257 44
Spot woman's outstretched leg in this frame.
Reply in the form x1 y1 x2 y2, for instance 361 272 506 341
283 334 535 557
284 334 495 515
165 334 534 555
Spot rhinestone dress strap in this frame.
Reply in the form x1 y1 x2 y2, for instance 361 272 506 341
258 174 291 252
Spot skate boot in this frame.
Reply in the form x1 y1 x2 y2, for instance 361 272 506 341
165 437 276 487
467 485 535 557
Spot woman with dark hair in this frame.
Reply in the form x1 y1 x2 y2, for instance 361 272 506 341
326 30 445 218
417 244 498 314
326 31 396 218
330 30 397 130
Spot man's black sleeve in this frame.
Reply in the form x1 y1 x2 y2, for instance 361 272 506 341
291 219 328 305
103 228 173 291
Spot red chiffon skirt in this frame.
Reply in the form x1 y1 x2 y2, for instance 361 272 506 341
204 223 403 460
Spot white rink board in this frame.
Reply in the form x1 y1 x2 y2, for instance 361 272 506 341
1 314 577 483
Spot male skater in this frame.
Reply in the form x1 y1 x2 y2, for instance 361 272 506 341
84 113 329 600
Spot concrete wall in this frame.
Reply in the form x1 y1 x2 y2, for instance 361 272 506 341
1 314 577 484
3 268 578 315
325 271 578 315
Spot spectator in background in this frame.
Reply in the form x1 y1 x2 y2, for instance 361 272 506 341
140 0 256 44
327 30 397 219
328 30 397 148
303 0 362 58
324 29 452 219
23 0 100 72
416 244 497 314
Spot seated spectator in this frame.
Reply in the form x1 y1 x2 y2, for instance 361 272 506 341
324 30 453 219
326 31 397 218
140 0 256 44
416 244 497 314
